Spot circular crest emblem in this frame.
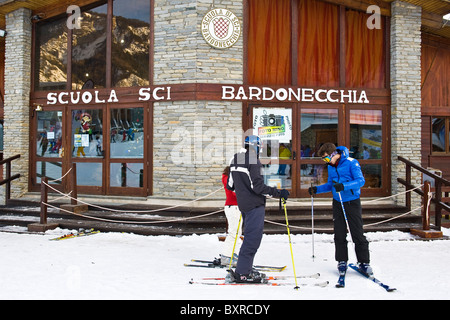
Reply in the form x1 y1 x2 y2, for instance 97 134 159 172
201 9 241 49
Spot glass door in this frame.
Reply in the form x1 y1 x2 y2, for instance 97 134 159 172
107 105 147 196
250 105 296 196
298 107 342 196
69 106 105 194
347 107 388 196
33 108 65 191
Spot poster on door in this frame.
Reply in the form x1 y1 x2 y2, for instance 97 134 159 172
253 108 292 143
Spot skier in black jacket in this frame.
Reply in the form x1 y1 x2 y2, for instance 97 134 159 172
226 135 289 283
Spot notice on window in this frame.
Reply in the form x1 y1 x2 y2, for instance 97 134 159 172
253 108 292 143
74 134 90 147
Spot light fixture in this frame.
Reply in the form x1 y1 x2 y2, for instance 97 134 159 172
443 13 450 27
0 29 6 37
31 104 43 118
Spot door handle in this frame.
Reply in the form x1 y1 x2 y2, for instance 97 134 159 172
293 151 296 160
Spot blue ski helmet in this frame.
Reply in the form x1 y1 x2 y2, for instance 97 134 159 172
244 135 263 154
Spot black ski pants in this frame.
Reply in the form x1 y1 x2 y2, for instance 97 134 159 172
236 205 265 275
333 198 370 264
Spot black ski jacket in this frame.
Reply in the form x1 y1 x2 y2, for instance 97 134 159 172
226 149 282 213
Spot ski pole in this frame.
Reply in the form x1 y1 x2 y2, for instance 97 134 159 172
337 191 353 244
310 182 315 261
282 198 299 290
228 214 242 270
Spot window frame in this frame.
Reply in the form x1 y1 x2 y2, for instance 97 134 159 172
431 117 450 156
31 0 153 92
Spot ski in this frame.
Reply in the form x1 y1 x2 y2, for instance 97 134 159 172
189 279 329 287
49 228 100 241
187 259 286 272
184 263 285 272
200 273 320 281
348 263 396 292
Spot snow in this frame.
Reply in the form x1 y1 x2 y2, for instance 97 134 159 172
1 226 450 301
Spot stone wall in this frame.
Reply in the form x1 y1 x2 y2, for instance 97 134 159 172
390 1 422 207
153 0 244 198
1 8 32 202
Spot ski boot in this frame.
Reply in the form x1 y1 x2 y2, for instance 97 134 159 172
227 268 267 284
338 261 347 275
357 262 373 277
336 261 347 288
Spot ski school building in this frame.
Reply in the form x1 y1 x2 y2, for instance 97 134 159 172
0 0 449 203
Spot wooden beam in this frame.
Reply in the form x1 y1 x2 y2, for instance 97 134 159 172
323 0 391 16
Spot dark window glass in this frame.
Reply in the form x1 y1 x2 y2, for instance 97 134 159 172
36 110 63 158
300 109 338 159
112 0 150 87
350 110 382 159
34 17 68 91
71 109 104 158
72 3 108 90
110 107 144 158
432 118 445 153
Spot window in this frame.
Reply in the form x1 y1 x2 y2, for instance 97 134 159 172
36 111 63 158
34 0 151 91
247 0 387 88
110 107 144 158
252 107 293 190
110 163 144 187
345 9 386 88
34 16 68 91
297 0 339 87
112 0 151 87
301 109 338 159
247 0 291 85
300 108 338 187
350 110 382 159
72 3 108 90
432 117 450 154
71 109 104 158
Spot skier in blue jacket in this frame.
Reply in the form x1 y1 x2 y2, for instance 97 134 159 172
309 143 372 277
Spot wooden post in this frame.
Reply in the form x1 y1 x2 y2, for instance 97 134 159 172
71 163 78 205
60 163 88 214
405 163 411 211
410 180 443 239
5 161 11 201
435 181 442 230
40 177 48 225
28 177 59 232
422 181 431 231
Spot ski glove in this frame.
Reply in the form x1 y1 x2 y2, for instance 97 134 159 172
308 186 317 195
333 183 344 192
280 189 290 201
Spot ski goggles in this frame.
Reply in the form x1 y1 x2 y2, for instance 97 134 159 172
321 151 337 163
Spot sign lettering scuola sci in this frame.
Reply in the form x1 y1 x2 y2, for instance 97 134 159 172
45 86 370 105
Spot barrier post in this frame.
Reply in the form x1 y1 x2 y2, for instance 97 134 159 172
410 181 443 239
40 177 48 224
28 177 59 232
60 163 88 214
71 163 78 205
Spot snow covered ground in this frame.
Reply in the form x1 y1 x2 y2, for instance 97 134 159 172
0 226 449 301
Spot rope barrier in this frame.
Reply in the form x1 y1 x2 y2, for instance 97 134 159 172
40 170 427 230
44 201 224 225
43 180 223 214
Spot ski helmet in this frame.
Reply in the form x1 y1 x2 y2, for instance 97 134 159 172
244 135 263 154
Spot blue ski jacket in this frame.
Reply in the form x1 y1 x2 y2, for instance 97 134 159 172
315 146 365 202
